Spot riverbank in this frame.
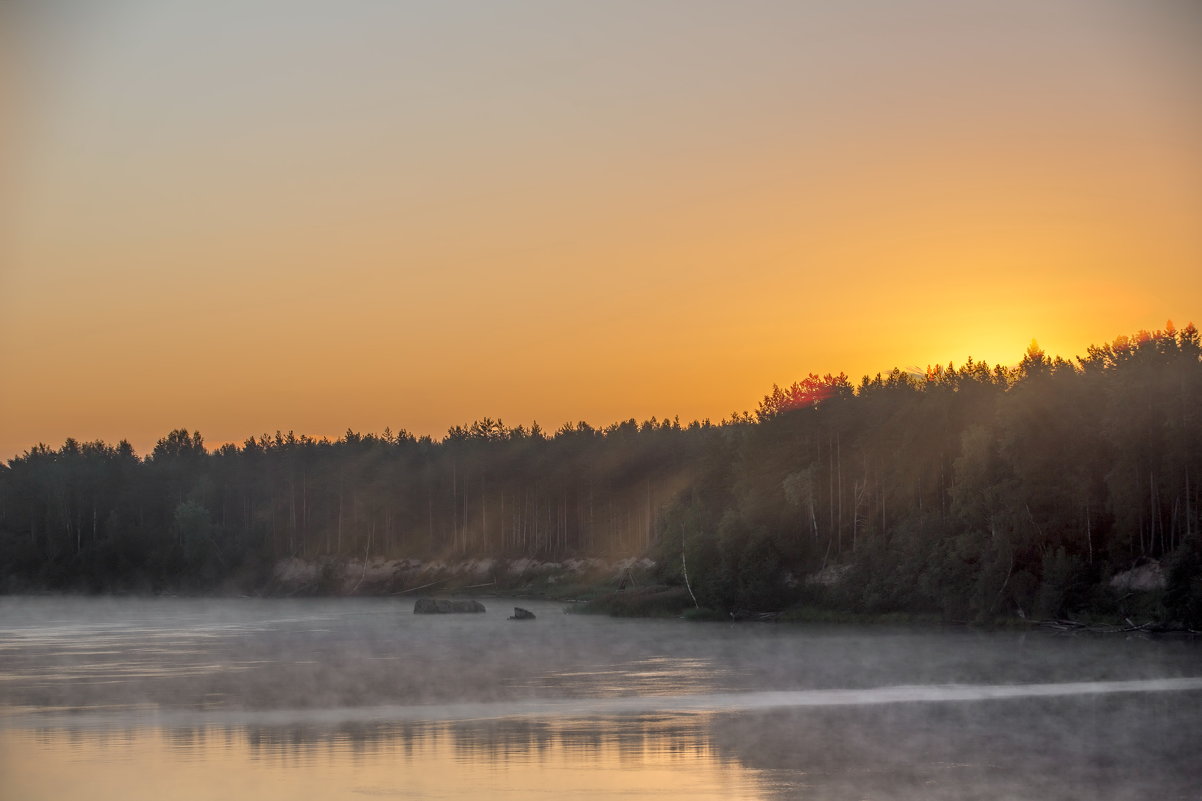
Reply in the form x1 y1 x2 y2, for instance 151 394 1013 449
6 551 1186 632
266 554 658 600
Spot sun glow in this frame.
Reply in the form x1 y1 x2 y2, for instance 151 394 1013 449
2 1 1200 458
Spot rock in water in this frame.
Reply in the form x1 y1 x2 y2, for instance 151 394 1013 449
413 598 486 614
508 607 536 620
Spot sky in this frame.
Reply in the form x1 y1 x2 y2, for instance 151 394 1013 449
3 0 1201 459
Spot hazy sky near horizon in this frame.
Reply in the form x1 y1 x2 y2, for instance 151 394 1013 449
3 0 1201 458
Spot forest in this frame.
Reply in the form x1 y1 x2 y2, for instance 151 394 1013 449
1 323 1200 625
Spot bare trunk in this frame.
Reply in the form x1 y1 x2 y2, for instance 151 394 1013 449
1085 500 1093 564
681 545 700 609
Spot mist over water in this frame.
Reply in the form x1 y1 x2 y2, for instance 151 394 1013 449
2 597 1200 800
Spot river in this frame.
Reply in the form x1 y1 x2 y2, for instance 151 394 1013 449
1 596 1199 800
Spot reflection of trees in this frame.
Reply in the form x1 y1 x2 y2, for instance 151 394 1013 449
31 696 1202 799
236 714 717 767
244 721 439 757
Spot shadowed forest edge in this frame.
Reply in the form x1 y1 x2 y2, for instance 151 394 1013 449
3 323 1201 627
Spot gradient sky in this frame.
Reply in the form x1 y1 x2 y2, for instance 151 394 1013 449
3 0 1201 458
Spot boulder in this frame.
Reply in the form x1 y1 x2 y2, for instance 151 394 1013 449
413 598 486 614
508 607 536 620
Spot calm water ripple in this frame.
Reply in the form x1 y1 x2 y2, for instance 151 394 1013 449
2 596 1200 801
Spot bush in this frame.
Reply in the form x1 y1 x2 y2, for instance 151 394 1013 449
578 586 694 617
1035 547 1086 618
1163 537 1202 628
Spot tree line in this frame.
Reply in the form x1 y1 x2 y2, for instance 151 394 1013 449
0 414 713 592
1 323 1199 624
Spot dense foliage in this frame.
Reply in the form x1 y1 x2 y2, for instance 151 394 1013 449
2 324 1200 624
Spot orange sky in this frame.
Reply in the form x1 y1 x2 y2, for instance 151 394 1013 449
3 1 1201 459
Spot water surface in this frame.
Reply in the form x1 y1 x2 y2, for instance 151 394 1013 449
2 596 1199 800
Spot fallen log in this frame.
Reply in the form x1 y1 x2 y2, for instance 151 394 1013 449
1035 617 1198 635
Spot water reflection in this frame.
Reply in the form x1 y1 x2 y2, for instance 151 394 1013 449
5 714 755 801
8 690 1202 801
3 596 1201 800
236 714 719 763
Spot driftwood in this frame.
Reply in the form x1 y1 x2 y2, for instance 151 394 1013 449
729 610 781 622
1036 617 1200 635
393 579 446 595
